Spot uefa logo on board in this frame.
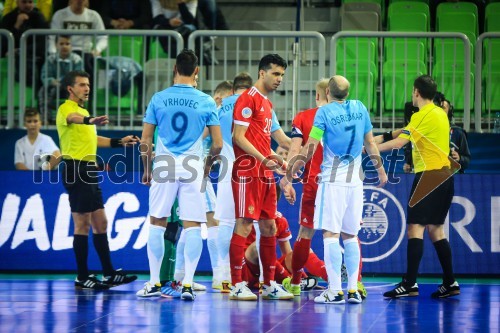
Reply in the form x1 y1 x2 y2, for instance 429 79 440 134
360 186 406 262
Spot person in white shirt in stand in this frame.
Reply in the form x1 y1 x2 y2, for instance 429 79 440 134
14 108 61 170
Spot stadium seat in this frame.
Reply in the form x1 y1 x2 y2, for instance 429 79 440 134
335 37 378 68
485 3 500 32
435 12 476 67
388 12 427 32
0 58 33 113
384 38 427 64
103 35 144 64
433 61 475 113
335 60 377 111
383 59 427 113
148 38 170 60
340 2 382 30
388 2 430 31
436 2 479 37
341 11 380 31
343 0 385 25
483 61 500 111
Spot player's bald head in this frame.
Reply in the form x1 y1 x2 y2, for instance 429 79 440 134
328 75 350 101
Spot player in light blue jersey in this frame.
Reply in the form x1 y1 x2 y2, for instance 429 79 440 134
283 75 387 304
138 49 222 301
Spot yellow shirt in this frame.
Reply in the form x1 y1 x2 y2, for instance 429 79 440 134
56 100 97 162
399 103 450 173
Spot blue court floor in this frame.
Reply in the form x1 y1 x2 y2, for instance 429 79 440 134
0 275 498 333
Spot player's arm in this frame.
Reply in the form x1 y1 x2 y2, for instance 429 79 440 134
205 125 223 177
377 136 409 152
233 124 267 162
278 240 293 256
66 113 109 125
47 149 62 170
364 131 388 188
271 128 291 150
15 162 29 170
140 123 156 186
373 129 404 144
97 135 139 148
286 127 321 184
202 127 210 140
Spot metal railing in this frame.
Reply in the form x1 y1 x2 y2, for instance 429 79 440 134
0 30 15 128
19 29 183 128
188 30 326 130
331 31 471 131
475 32 500 133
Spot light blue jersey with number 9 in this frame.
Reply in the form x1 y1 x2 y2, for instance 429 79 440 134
144 84 219 157
313 100 372 185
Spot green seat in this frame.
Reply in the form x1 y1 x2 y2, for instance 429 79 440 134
485 3 500 32
335 37 378 67
483 61 500 111
436 2 479 37
383 59 427 112
434 37 474 68
103 35 144 63
148 38 170 60
433 61 475 113
390 0 428 4
388 2 430 31
335 60 377 111
343 0 385 26
384 38 427 63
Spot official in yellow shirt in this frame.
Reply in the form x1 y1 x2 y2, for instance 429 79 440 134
376 75 460 299
56 70 138 290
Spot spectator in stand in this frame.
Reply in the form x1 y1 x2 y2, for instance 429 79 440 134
198 0 228 30
1 0 49 87
14 108 61 170
39 35 83 122
49 0 107 75
100 0 152 30
150 0 198 57
3 0 52 22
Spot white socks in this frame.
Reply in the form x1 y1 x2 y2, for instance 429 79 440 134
174 229 186 282
217 221 234 281
182 227 203 286
344 237 360 291
147 224 166 285
324 237 342 291
207 226 219 280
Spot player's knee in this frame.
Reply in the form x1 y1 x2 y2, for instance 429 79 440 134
298 226 315 239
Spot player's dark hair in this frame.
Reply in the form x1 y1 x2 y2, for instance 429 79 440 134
214 80 233 95
413 75 437 100
176 49 198 76
434 91 454 122
233 72 253 91
258 54 287 72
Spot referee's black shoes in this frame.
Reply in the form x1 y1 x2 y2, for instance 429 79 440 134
102 269 137 287
431 281 460 298
383 279 419 298
75 274 110 290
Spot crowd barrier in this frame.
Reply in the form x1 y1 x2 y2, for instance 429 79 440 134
0 172 498 275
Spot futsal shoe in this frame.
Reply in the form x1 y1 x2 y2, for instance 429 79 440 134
383 279 419 298
102 269 137 287
220 281 232 293
75 274 110 290
347 290 363 304
161 281 181 298
136 282 161 297
314 289 345 304
282 277 301 296
431 281 460 298
181 284 196 301
212 279 223 292
193 282 207 291
261 281 294 300
229 281 257 301
357 281 368 299
300 276 318 292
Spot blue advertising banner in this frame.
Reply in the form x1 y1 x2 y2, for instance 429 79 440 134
0 171 498 275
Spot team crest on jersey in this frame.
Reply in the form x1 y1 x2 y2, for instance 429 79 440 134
360 186 406 262
242 107 252 118
248 205 255 214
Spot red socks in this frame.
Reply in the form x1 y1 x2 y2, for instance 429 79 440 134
291 238 312 284
274 260 291 283
229 233 247 285
259 235 276 286
305 251 328 282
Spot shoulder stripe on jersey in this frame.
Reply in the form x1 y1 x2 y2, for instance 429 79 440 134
234 120 250 127
248 87 257 96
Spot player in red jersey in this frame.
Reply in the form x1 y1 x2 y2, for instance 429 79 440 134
279 79 367 298
229 54 293 301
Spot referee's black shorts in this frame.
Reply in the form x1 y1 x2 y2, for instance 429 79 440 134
407 168 454 225
62 159 105 213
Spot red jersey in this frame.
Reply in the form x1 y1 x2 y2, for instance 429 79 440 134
233 86 274 178
246 212 292 247
291 107 323 182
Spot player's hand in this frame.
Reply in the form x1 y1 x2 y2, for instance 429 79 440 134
142 171 152 186
121 135 140 146
451 149 460 162
282 182 296 205
377 172 388 188
90 115 109 126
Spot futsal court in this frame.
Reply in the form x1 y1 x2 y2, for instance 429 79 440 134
0 275 498 332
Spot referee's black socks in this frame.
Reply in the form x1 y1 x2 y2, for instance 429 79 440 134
433 239 455 285
93 233 115 277
406 238 424 285
73 234 89 280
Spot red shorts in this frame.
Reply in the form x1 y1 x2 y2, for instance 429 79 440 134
299 181 318 228
232 175 277 220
